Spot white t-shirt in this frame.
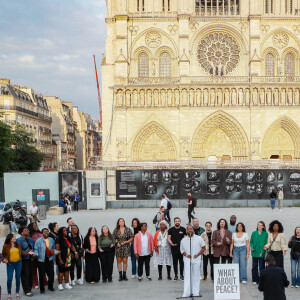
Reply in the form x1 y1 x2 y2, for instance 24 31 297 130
232 232 249 247
140 232 150 256
160 199 168 209
29 206 38 215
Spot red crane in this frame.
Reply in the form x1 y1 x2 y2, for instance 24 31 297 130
93 55 102 157
93 54 102 128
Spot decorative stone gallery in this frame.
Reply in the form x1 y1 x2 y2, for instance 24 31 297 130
102 0 300 164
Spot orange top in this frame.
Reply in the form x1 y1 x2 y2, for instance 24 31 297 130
89 236 97 254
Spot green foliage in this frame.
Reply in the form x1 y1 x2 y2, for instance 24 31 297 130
0 121 44 176
0 121 14 177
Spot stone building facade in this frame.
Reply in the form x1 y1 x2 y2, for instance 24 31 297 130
71 106 101 170
101 0 300 165
45 97 77 171
0 79 54 170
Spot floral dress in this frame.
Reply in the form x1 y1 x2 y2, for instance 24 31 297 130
113 227 133 257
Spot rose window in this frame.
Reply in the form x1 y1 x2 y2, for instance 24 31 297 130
197 32 240 75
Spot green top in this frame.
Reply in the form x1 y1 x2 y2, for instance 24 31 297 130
250 230 268 258
99 235 115 248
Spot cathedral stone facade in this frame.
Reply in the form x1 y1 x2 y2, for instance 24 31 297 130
101 0 300 164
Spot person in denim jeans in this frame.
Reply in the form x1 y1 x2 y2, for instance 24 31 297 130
130 218 140 278
16 226 35 297
34 228 57 293
250 221 268 285
2 233 22 300
230 222 250 283
270 189 277 211
288 226 300 288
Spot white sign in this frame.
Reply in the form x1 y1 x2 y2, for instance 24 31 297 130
214 264 240 300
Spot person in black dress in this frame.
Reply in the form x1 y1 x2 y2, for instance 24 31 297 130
55 227 78 291
83 227 100 283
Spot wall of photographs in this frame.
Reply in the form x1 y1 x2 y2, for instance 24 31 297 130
116 169 300 200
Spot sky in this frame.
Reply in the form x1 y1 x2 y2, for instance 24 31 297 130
0 0 107 120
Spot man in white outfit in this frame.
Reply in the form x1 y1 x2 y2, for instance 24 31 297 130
180 225 206 298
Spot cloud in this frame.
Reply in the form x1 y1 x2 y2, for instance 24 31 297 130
0 0 107 120
18 55 35 63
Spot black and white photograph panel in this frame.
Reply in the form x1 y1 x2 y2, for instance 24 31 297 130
162 171 172 183
206 184 219 194
206 171 220 182
142 171 151 182
246 171 255 183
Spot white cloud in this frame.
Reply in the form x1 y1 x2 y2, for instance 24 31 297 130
18 55 35 63
0 0 106 119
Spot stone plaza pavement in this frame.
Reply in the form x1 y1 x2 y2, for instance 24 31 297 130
1 207 300 299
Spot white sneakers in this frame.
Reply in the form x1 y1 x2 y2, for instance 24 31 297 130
242 281 247 284
71 280 76 286
132 275 136 279
77 278 84 285
65 283 73 289
58 284 64 291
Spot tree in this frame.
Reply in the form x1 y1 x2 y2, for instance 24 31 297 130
0 120 14 177
0 120 43 175
11 124 44 172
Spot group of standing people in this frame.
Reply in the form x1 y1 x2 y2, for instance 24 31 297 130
59 192 81 213
1 209 300 300
270 187 284 211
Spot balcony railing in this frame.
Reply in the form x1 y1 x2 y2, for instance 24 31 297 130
116 76 300 86
0 104 39 117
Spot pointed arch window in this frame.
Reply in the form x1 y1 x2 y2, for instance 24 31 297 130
138 52 149 77
285 53 295 77
265 0 274 14
159 52 171 77
265 53 275 76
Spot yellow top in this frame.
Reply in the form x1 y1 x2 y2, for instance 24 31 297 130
10 248 20 262
44 238 49 248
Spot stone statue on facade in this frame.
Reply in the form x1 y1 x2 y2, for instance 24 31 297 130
273 89 279 105
231 89 237 106
259 88 265 105
252 88 258 106
147 89 152 106
167 89 173 106
126 90 131 107
280 89 286 106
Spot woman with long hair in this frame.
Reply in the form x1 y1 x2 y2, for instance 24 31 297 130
230 222 250 284
28 222 46 289
264 220 287 269
70 224 84 285
130 218 140 278
250 221 268 284
2 233 22 300
113 218 133 281
99 225 115 283
83 227 101 283
288 226 300 287
55 227 78 291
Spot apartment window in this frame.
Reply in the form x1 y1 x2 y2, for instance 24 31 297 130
285 53 295 77
265 53 275 76
159 52 171 77
138 52 149 77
